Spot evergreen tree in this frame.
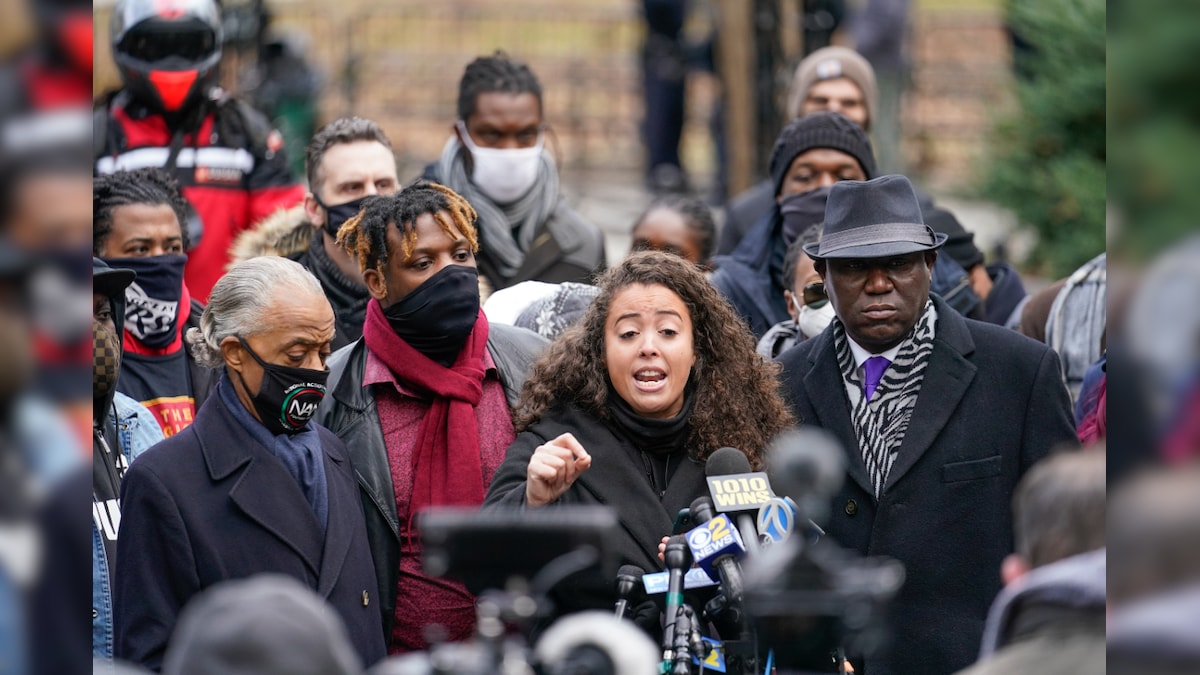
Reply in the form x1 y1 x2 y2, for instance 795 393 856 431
983 0 1105 277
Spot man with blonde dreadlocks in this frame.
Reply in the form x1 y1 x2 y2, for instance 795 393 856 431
316 181 547 653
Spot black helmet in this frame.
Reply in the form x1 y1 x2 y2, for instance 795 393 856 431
111 0 223 115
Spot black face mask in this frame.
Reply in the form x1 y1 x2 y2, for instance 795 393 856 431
234 337 329 436
382 265 480 367
779 186 833 247
103 254 187 349
313 194 370 240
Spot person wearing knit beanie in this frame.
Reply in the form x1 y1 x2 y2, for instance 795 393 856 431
710 112 875 338
786 46 878 131
769 112 877 198
721 48 878 258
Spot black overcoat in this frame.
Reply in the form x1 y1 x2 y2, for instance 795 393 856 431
112 384 387 671
776 296 1077 675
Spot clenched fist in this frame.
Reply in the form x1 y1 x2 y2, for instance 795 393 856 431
525 433 592 507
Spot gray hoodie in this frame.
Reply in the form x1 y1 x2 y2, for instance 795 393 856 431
957 549 1106 675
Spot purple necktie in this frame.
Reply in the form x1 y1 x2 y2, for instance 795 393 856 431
863 356 891 400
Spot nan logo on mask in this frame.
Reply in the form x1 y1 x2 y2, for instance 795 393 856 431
236 336 330 436
279 381 326 432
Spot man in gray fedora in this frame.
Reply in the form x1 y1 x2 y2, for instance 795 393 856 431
776 174 1077 675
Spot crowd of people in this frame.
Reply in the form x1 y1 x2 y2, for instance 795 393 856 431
66 0 1182 673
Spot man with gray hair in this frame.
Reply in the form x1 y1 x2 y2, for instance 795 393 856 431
113 257 386 670
777 174 1076 674
164 575 362 675
1106 464 1200 674
958 450 1106 675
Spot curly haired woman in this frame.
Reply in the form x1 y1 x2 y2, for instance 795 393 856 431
483 250 794 615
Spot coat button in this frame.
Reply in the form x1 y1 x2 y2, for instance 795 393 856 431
93 608 98 619
362 590 370 607
844 499 858 516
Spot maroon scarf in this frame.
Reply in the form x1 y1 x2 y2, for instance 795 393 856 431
362 298 489 516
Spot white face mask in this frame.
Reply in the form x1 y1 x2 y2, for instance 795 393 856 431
796 301 836 339
456 121 544 204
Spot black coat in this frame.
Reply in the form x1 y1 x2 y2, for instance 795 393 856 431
113 383 387 671
482 404 709 615
776 296 1077 675
710 208 790 339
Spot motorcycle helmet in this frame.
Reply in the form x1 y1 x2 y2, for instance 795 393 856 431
110 0 223 115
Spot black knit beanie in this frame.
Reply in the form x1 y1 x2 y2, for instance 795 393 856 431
769 112 877 196
923 206 985 270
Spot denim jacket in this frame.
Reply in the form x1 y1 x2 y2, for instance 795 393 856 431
93 392 163 659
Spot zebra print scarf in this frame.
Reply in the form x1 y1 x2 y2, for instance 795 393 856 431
833 301 938 497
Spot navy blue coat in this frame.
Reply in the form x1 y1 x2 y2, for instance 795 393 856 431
710 208 789 338
113 383 386 671
776 296 1077 675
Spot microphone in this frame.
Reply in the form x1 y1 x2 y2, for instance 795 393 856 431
660 535 691 664
614 564 645 620
704 447 772 555
694 470 760 673
705 446 754 476
756 496 798 546
765 428 846 528
686 497 746 606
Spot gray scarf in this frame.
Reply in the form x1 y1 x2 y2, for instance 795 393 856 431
834 300 938 497
435 137 559 282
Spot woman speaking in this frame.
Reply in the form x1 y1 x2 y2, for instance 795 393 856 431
483 251 794 614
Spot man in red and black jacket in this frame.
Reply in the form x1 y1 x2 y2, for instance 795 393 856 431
93 0 303 301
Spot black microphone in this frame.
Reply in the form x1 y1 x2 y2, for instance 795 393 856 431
705 446 752 477
766 427 846 528
614 564 645 620
704 447 767 555
697 460 761 673
660 535 691 663
689 496 745 610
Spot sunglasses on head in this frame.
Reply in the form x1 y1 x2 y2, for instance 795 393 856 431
802 282 828 308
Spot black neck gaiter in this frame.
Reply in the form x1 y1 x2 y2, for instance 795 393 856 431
606 382 697 458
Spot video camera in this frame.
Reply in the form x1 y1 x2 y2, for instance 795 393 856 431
375 506 659 675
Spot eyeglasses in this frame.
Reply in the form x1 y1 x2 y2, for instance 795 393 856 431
802 282 828 309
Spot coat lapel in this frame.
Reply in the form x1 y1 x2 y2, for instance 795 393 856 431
200 392 323 575
802 331 875 498
882 300 977 492
316 436 355 597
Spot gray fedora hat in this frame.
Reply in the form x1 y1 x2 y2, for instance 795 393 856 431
804 174 947 260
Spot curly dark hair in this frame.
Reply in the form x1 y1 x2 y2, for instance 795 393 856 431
514 251 795 469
